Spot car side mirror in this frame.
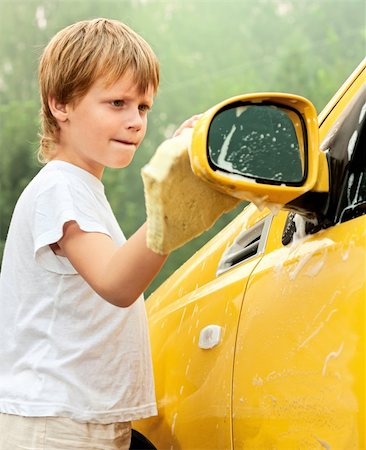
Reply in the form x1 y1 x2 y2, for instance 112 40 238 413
190 93 327 207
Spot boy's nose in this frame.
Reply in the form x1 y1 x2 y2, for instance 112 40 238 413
126 108 143 131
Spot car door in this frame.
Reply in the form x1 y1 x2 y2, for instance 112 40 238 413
232 71 366 448
135 205 273 449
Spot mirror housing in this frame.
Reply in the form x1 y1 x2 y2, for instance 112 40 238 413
190 93 328 209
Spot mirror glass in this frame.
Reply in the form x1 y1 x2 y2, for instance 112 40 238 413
208 103 305 184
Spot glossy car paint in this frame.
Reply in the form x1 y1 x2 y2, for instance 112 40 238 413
133 60 366 449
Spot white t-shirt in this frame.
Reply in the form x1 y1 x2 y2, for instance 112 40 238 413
0 161 157 424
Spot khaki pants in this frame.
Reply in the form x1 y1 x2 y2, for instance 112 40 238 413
0 413 131 450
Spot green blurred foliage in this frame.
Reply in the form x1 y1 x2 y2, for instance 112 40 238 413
0 0 365 295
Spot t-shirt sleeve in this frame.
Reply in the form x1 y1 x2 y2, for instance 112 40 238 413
33 177 111 274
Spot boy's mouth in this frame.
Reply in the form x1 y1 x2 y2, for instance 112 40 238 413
112 139 136 146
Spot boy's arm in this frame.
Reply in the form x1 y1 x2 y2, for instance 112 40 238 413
58 220 167 308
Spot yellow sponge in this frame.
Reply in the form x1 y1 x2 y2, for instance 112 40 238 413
141 129 239 254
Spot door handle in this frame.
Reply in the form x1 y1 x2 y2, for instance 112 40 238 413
199 325 222 349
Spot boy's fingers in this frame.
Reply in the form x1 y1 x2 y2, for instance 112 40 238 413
173 114 203 137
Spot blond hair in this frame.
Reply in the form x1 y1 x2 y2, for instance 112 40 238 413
38 18 160 162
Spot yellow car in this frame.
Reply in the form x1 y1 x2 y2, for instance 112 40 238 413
132 59 366 449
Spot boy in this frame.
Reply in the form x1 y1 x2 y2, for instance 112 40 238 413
0 18 197 449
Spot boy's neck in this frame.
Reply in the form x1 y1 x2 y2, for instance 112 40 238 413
51 143 105 180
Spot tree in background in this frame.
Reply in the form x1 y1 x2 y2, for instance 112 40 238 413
0 0 365 294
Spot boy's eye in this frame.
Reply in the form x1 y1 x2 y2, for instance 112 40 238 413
139 104 151 113
111 100 124 107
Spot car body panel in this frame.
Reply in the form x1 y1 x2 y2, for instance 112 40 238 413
137 205 269 449
232 213 366 449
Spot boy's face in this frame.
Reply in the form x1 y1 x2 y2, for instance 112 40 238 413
55 71 154 179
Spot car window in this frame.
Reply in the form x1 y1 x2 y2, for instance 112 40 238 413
336 95 366 223
323 85 366 224
282 85 366 245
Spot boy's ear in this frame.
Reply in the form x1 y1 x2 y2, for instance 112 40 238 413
48 96 69 122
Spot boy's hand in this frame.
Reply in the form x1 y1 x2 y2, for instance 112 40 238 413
173 114 203 137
